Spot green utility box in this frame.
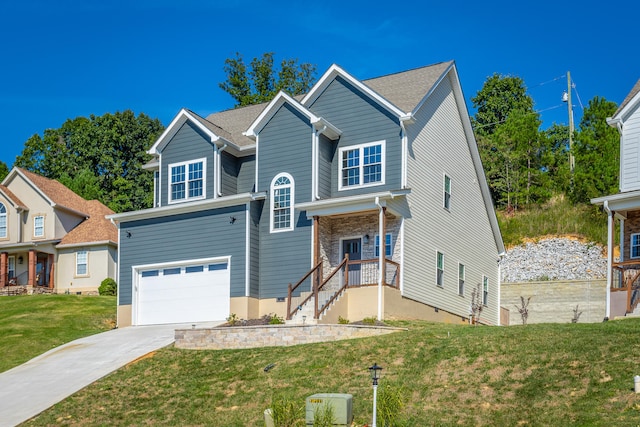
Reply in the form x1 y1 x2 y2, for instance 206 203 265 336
305 393 353 426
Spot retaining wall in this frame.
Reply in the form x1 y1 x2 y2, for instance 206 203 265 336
175 324 406 350
501 279 606 325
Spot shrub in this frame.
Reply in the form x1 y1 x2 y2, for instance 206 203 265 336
269 313 285 325
98 278 117 296
377 383 406 426
269 395 304 427
338 316 350 324
362 317 377 325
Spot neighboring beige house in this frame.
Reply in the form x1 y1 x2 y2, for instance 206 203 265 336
0 167 117 294
592 79 640 319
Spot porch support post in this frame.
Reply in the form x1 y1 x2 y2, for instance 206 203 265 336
28 249 36 287
605 203 613 320
377 204 386 321
48 253 55 289
0 252 7 287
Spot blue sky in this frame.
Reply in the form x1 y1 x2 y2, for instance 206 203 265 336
1 0 637 168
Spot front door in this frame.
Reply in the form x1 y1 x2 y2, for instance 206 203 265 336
36 254 48 287
342 238 361 286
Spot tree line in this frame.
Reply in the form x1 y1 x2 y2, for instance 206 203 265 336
0 54 620 214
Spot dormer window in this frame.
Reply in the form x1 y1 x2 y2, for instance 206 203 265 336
169 158 206 203
339 141 385 190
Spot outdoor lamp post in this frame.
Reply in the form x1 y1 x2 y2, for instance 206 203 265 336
368 363 383 427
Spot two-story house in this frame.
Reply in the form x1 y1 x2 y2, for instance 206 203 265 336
592 79 640 319
0 168 117 294
108 61 505 327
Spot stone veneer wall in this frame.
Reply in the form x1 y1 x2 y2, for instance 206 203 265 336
175 324 405 350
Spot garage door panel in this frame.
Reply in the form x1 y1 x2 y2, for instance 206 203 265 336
136 261 230 325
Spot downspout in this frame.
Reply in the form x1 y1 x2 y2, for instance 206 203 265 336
375 196 384 321
217 143 228 197
603 200 612 320
497 251 506 326
314 126 328 200
399 119 409 189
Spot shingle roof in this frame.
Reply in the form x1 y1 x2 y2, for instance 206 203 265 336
203 61 453 146
59 200 117 245
0 185 27 209
362 61 453 113
613 78 640 118
18 168 89 216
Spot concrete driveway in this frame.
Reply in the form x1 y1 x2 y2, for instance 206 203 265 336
0 322 222 427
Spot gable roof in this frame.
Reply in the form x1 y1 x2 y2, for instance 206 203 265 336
610 78 640 121
0 185 27 210
58 200 117 246
362 61 454 114
10 168 89 217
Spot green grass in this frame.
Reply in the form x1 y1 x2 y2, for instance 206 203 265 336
0 294 116 373
23 319 640 426
498 195 610 247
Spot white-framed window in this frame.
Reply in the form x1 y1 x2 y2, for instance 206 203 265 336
339 141 385 190
375 233 392 257
458 263 465 296
8 256 15 280
168 158 206 203
270 173 294 232
0 202 6 238
436 251 444 287
444 174 451 210
34 215 44 238
76 250 88 276
632 233 640 258
483 275 489 306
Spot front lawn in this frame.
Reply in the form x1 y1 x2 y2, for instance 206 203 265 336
0 294 116 373
23 319 640 426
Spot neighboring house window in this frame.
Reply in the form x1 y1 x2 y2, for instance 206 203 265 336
8 256 15 280
34 215 44 238
444 174 451 210
632 234 640 258
375 233 392 257
458 263 465 296
169 158 206 203
271 173 294 232
76 250 88 276
436 251 444 287
0 203 6 238
483 275 489 306
339 141 385 190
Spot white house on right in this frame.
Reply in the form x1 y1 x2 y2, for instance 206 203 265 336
592 79 640 319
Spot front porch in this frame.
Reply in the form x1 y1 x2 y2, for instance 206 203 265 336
0 249 55 291
287 205 402 322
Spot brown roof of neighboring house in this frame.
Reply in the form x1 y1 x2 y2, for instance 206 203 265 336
17 168 89 216
59 200 117 246
0 185 27 209
613 78 640 118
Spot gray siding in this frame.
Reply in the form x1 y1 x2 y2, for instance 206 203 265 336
256 103 313 298
402 74 501 325
220 151 238 196
117 205 248 305
159 122 215 206
318 135 335 199
238 155 256 193
308 76 403 197
249 200 262 297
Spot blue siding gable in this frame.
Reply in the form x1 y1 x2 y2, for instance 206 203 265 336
159 121 215 206
308 76 403 197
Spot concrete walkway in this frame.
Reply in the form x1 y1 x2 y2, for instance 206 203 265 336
0 322 222 427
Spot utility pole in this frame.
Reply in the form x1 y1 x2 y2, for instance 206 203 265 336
567 71 575 173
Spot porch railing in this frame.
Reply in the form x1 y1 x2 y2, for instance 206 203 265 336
612 260 640 314
287 256 400 320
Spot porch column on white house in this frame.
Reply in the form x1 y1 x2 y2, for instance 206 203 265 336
606 207 614 320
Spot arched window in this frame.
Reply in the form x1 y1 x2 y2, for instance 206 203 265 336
270 173 294 232
0 203 6 238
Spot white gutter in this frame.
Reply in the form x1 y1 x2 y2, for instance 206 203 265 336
399 116 412 189
603 200 612 320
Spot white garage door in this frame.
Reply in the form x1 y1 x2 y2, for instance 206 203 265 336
136 261 230 325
